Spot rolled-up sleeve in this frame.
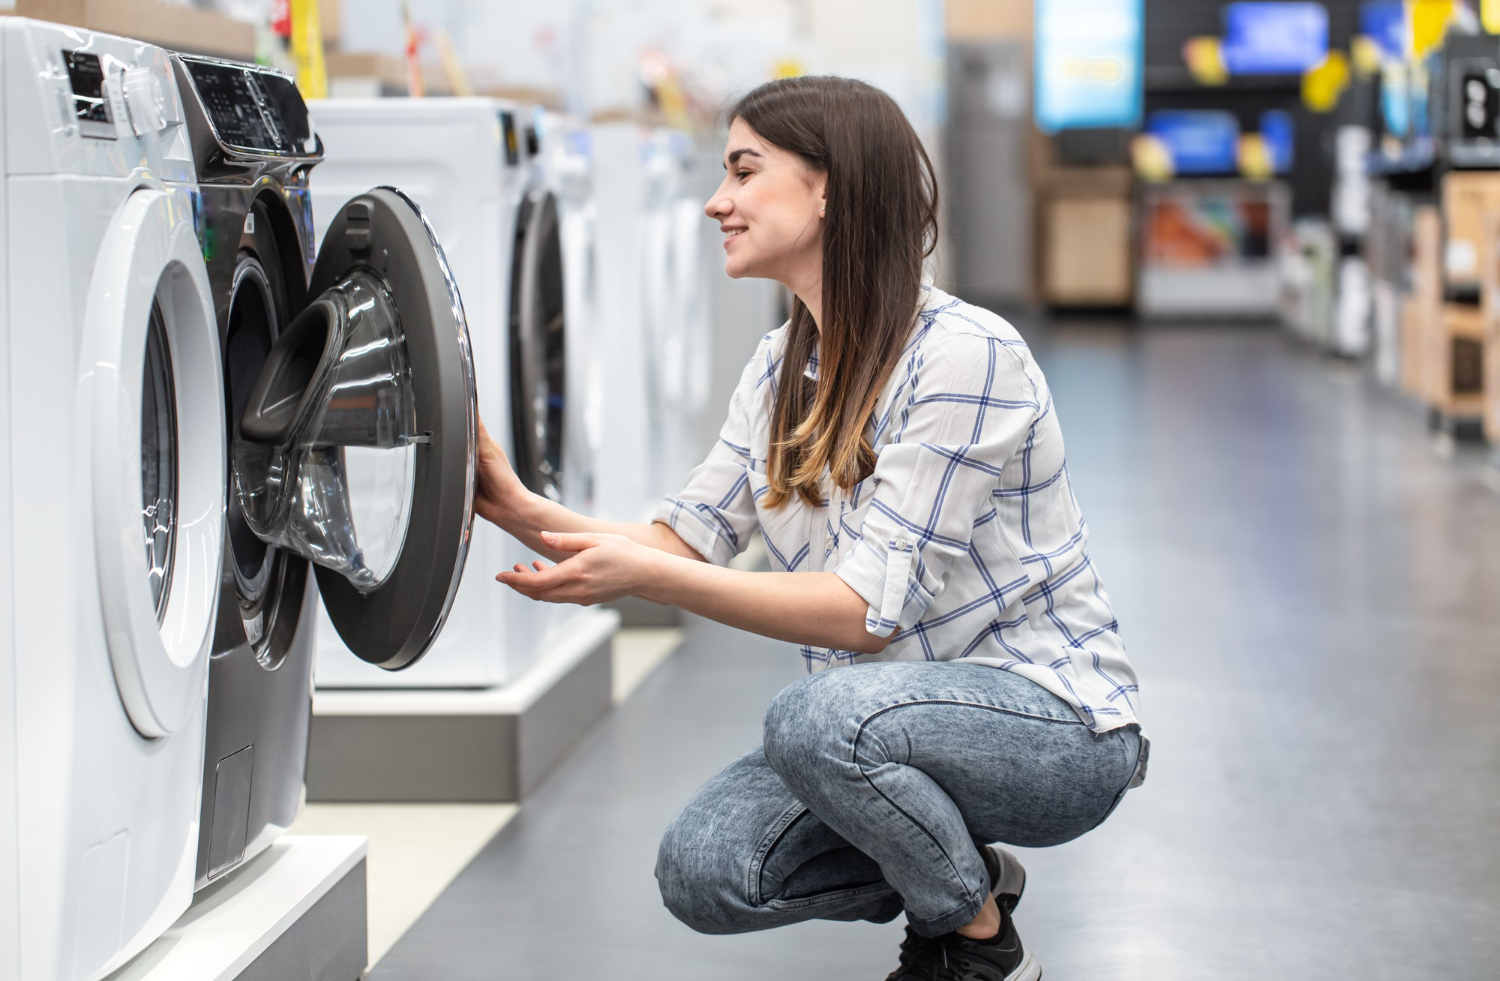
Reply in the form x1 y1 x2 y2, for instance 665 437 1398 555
835 333 1039 637
652 337 770 565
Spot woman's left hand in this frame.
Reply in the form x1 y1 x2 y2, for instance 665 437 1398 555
496 531 660 606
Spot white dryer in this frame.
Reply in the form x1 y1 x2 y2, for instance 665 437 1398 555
307 98 580 689
0 21 223 981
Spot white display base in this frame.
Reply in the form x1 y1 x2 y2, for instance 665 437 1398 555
306 608 619 801
105 836 367 981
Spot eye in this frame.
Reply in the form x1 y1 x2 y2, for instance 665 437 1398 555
735 169 752 182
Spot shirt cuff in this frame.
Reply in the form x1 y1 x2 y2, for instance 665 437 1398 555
652 497 740 567
834 536 937 638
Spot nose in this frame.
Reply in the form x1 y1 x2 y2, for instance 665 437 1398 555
704 179 733 220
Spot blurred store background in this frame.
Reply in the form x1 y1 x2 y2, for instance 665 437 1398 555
6 1 1500 979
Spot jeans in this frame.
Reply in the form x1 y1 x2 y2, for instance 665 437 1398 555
655 661 1141 938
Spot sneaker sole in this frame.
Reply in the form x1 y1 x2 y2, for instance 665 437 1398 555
1008 950 1042 981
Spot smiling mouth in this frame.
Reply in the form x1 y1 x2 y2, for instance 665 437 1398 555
723 228 745 241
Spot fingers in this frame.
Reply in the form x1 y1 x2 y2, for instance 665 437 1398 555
539 530 599 553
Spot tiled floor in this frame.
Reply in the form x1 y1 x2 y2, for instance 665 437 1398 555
287 627 683 965
367 322 1500 979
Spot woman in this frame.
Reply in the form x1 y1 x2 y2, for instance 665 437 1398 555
476 76 1145 981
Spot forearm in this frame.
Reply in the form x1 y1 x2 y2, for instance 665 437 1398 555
498 490 703 563
639 554 889 655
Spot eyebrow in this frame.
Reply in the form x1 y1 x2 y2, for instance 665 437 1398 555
725 147 763 168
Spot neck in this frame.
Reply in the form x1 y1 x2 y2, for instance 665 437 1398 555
788 275 823 332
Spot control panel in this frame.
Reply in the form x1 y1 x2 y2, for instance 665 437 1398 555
180 57 315 157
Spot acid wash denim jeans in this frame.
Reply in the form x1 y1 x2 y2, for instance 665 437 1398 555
655 661 1142 938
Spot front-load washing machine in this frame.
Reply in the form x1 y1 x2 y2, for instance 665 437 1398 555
169 58 479 888
640 128 712 495
590 122 654 524
535 109 600 523
0 20 224 981
304 98 564 688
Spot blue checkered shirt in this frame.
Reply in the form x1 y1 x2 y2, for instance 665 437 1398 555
654 287 1141 734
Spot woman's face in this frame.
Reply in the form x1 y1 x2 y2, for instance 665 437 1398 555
704 119 826 286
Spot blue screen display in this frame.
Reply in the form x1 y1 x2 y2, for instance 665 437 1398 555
1222 2 1330 75
1148 110 1242 175
1359 0 1406 60
1259 110 1295 172
1034 0 1144 131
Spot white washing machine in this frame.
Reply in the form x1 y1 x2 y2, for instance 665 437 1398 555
307 98 581 688
591 122 655 524
536 110 601 524
640 128 712 494
170 60 480 884
593 124 711 523
0 21 224 981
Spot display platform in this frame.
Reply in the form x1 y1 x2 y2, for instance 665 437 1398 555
307 608 619 801
105 836 367 981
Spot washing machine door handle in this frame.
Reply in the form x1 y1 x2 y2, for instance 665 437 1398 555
230 187 477 670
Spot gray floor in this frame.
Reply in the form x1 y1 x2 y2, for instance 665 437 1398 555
372 323 1500 979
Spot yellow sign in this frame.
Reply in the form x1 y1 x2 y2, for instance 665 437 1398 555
1303 51 1351 113
1183 36 1228 86
1409 0 1457 58
1238 134 1275 180
289 0 327 101
1350 35 1383 77
1131 134 1174 183
1486 0 1500 34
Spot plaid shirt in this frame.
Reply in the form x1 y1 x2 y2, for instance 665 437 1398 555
654 287 1140 734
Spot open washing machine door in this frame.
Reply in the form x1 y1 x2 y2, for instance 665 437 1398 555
509 188 567 503
87 187 225 738
232 187 476 670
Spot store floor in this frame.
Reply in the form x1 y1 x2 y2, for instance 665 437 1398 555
370 321 1500 980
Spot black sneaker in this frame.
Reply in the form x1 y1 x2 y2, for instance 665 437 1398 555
980 845 1026 914
884 847 1036 981
883 911 1040 981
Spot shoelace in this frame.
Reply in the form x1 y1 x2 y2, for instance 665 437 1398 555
890 931 968 981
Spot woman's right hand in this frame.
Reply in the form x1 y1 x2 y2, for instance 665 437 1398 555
474 415 527 529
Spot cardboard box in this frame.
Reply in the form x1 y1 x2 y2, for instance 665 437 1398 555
1043 191 1132 306
1482 211 1500 442
947 0 1032 40
15 0 256 60
1425 304 1486 419
1441 171 1500 290
1403 205 1442 398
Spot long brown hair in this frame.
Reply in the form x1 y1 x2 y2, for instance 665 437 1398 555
730 76 938 509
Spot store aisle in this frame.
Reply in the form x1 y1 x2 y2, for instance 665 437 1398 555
373 323 1500 980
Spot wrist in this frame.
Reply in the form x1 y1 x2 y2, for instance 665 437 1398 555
635 547 681 605
494 480 541 532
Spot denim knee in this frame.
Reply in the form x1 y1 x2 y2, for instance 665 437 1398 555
654 806 747 935
762 671 844 777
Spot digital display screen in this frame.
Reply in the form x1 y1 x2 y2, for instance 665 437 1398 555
1222 2 1329 76
63 50 110 125
184 59 312 154
1360 1 1406 61
499 110 519 166
1146 110 1241 175
1034 0 1143 132
1460 69 1500 140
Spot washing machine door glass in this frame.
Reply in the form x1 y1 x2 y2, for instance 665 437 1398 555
88 188 225 738
509 189 567 502
231 187 477 670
